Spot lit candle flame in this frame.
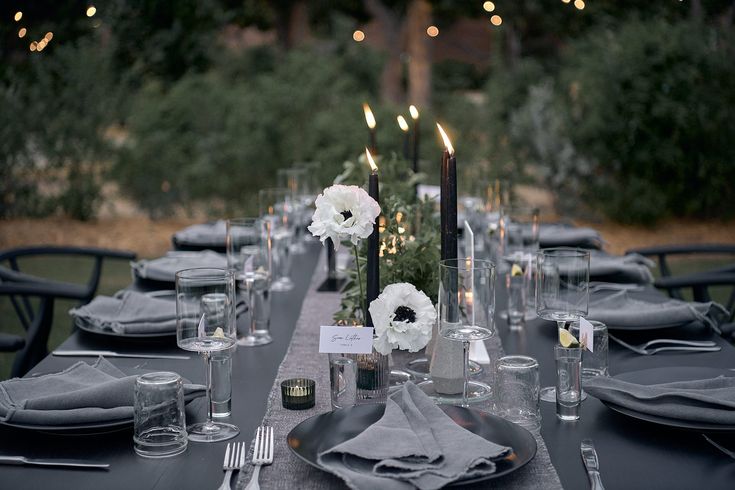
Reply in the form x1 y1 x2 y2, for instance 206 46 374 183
409 105 419 120
363 103 376 129
436 123 454 156
397 115 409 132
365 147 378 173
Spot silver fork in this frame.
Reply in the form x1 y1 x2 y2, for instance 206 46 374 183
609 334 721 355
244 426 274 490
217 442 246 490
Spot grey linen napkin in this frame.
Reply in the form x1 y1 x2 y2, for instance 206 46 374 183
585 375 735 424
70 291 176 334
588 252 654 284
588 289 729 330
317 382 511 490
539 225 603 249
173 221 227 247
131 250 228 282
0 358 205 426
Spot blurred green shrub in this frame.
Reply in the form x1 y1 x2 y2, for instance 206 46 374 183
0 38 125 220
113 45 384 217
558 19 735 224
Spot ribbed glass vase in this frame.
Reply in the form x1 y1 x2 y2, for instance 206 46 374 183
354 348 390 404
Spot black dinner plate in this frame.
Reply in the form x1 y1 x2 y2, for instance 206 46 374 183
75 319 175 339
601 366 735 433
287 404 537 486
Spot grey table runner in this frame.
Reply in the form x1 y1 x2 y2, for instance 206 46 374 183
236 256 563 489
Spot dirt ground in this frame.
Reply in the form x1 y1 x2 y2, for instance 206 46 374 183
0 216 733 258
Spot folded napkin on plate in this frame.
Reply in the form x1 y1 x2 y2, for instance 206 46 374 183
0 358 205 426
131 250 228 282
539 225 604 250
585 375 735 424
69 291 176 335
588 252 654 284
173 221 227 247
318 382 511 490
588 289 729 330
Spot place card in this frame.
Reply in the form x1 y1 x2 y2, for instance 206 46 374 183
319 326 374 354
579 317 594 352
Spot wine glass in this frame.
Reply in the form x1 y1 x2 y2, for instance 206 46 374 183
259 188 295 292
226 218 272 346
438 258 496 407
175 268 239 442
535 248 590 402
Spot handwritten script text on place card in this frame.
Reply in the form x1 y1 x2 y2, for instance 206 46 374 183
319 326 374 354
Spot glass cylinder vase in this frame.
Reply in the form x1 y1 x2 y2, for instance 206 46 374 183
354 348 390 404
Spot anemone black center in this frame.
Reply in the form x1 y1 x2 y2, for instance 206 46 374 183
340 210 353 220
393 305 416 323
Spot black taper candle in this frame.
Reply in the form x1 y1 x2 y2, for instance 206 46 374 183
446 152 458 261
440 148 449 260
366 152 380 329
412 119 420 174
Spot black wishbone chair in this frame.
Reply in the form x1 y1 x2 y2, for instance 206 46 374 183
0 246 136 378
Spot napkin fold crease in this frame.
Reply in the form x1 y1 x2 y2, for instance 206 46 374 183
318 382 511 490
585 375 735 425
70 291 177 334
0 357 205 426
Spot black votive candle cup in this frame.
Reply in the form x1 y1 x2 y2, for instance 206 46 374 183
281 378 316 410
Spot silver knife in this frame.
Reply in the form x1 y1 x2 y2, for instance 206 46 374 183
0 456 109 469
52 350 190 360
581 439 606 490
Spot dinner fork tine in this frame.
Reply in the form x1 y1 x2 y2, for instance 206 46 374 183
245 426 274 490
217 442 246 490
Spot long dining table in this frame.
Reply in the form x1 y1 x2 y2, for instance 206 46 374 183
1 242 734 489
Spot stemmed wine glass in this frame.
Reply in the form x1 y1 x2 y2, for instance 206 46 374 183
535 248 590 402
176 268 239 442
226 218 272 346
438 258 496 407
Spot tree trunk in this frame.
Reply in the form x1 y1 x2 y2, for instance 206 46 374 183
406 0 432 108
288 1 312 47
365 0 404 104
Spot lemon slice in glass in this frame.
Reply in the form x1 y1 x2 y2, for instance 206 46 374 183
511 264 524 277
212 327 225 338
559 328 580 348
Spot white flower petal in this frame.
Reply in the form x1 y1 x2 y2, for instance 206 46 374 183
369 282 435 354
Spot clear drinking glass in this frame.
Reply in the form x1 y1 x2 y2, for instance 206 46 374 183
438 258 496 407
555 346 582 421
494 356 540 430
210 347 233 418
175 268 239 442
133 372 188 458
328 353 357 409
569 320 609 381
536 248 590 402
259 187 295 292
278 168 308 254
503 251 533 329
226 218 272 346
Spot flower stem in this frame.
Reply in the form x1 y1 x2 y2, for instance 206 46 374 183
353 243 365 323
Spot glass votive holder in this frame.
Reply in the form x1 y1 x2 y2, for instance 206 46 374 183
328 353 357 410
494 355 540 430
569 320 609 382
134 372 188 458
554 346 583 421
281 378 316 410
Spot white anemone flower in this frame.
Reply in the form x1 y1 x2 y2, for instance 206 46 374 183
369 283 435 355
307 184 380 251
